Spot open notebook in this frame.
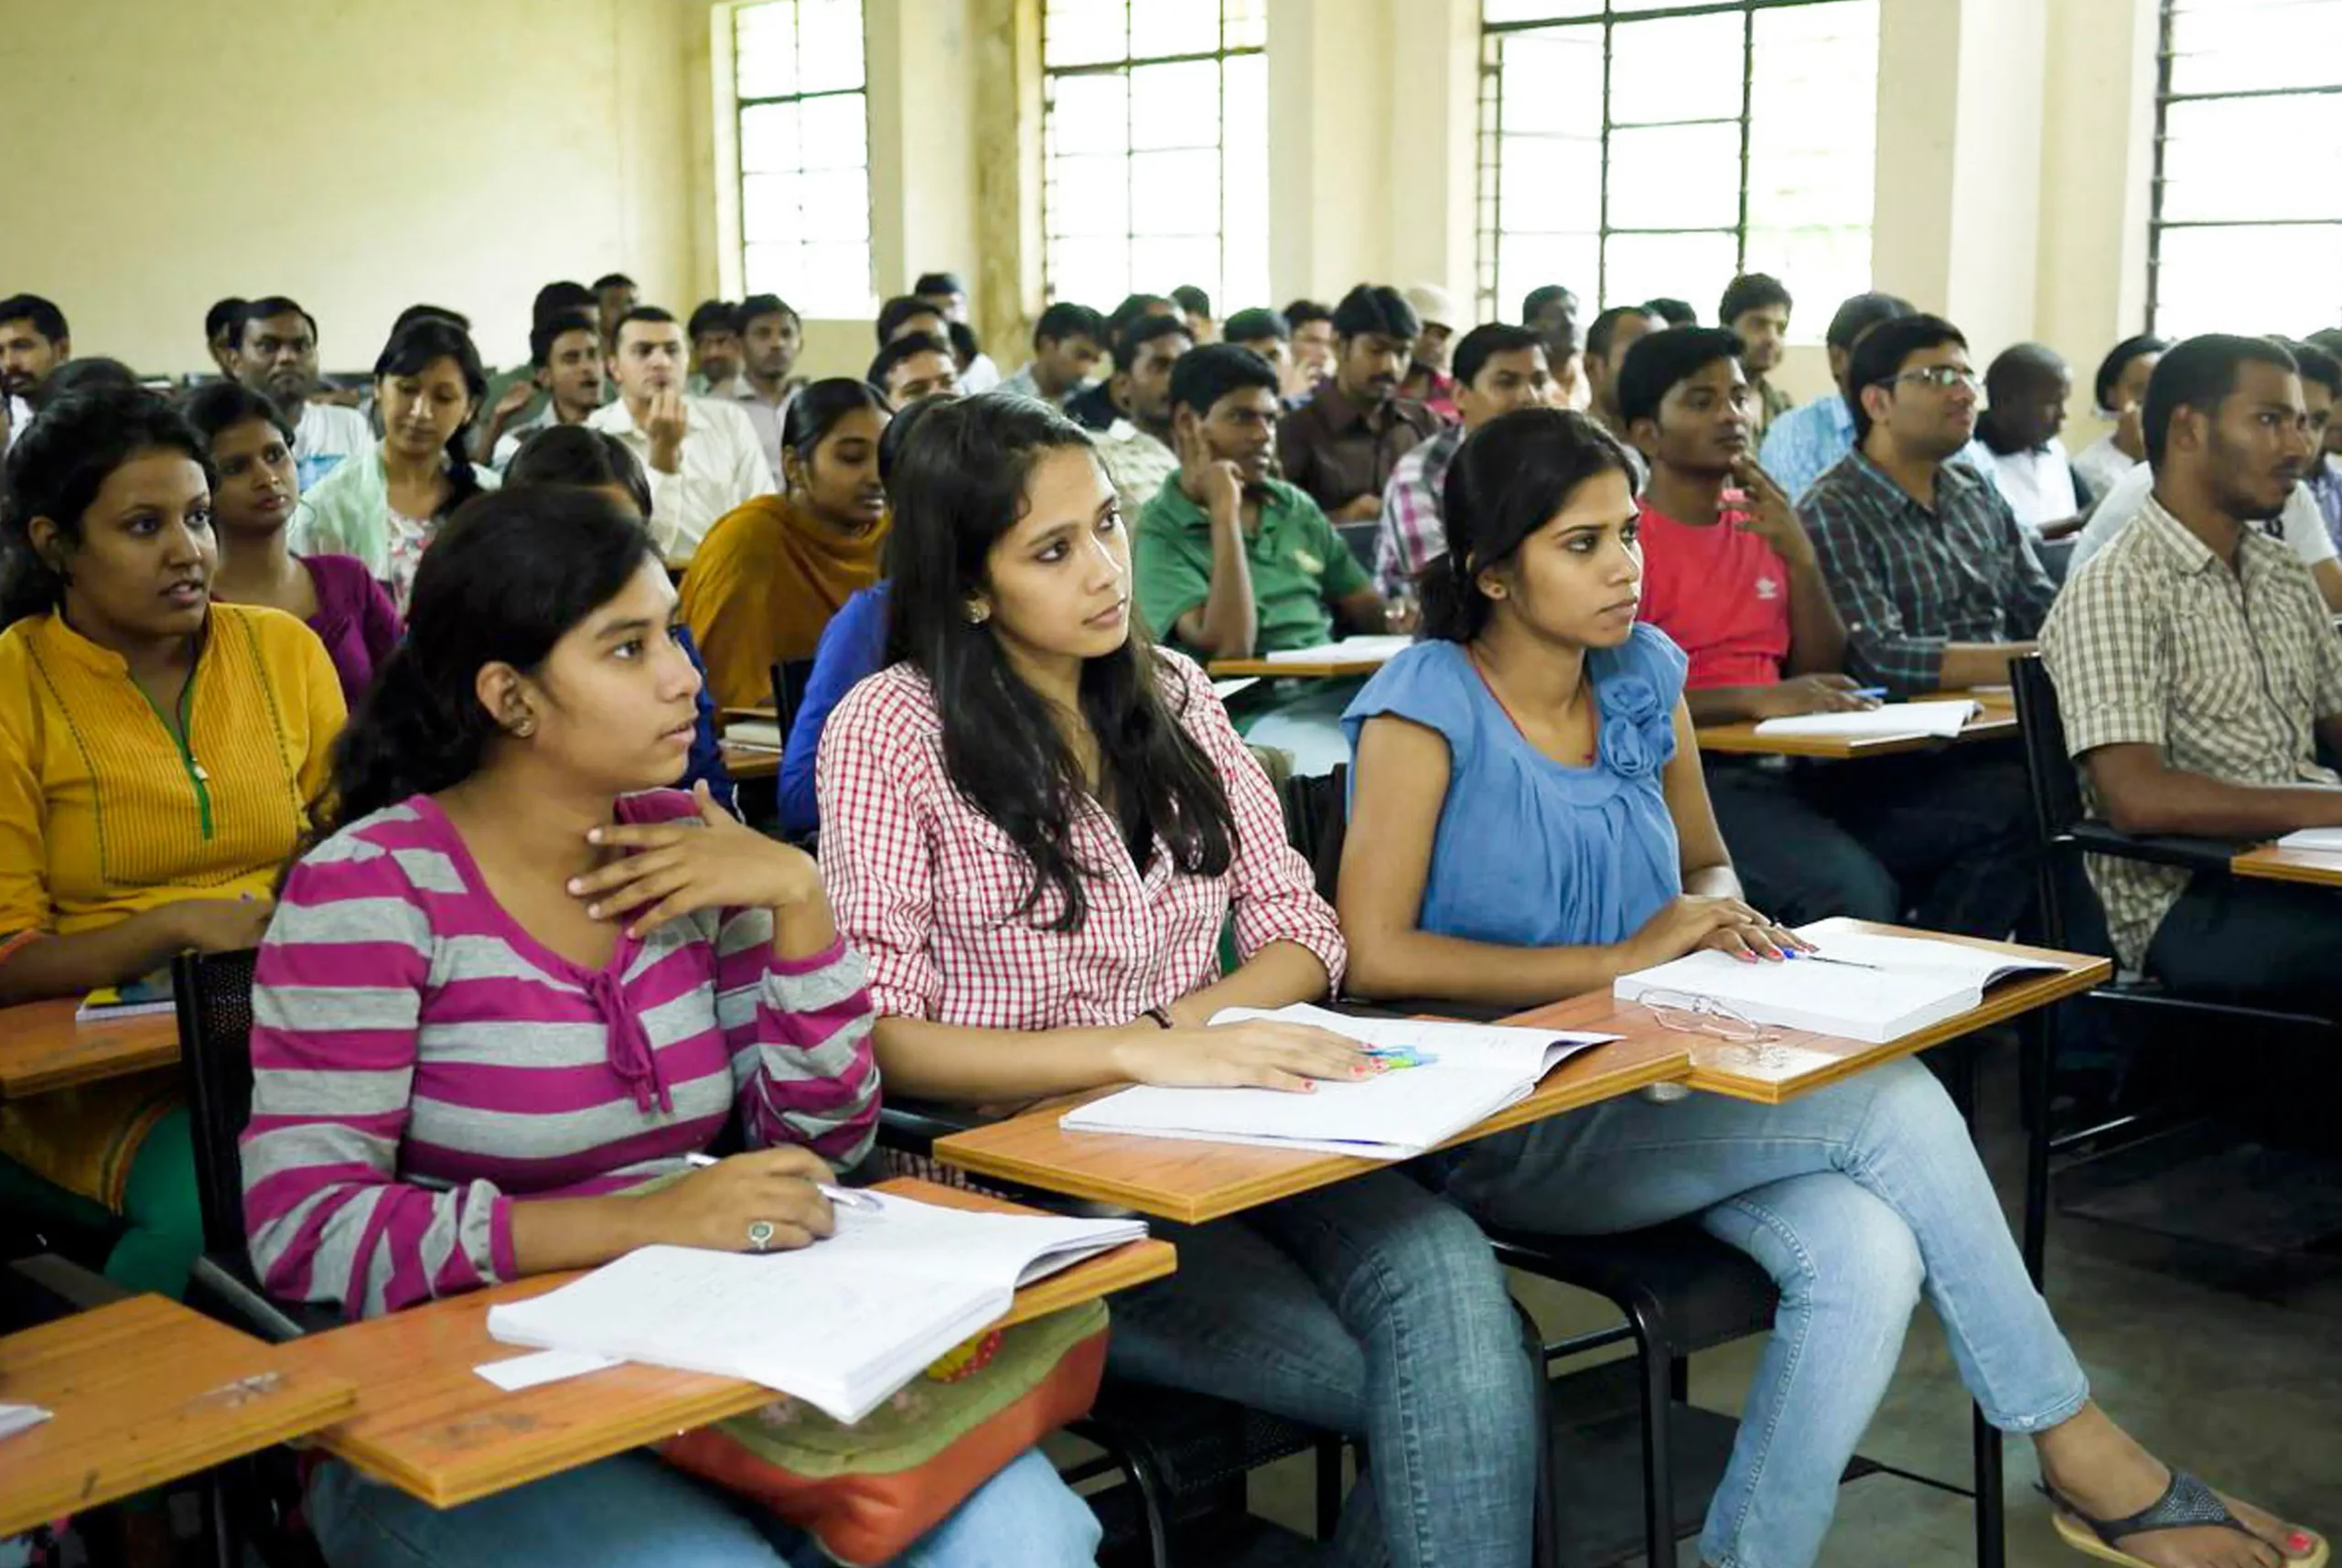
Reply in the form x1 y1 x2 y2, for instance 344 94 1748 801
1260 635 1413 667
2275 827 2342 853
75 969 175 1023
1615 917 2062 1045
487 1190 1146 1424
1059 1004 1617 1159
1750 700 1980 741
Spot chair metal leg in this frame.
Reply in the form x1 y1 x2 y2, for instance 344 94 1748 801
1513 1301 1563 1568
1669 1354 1690 1404
1628 1295 1677 1568
1313 1435 1345 1542
1954 1031 2010 1568
2019 1008 2056 1287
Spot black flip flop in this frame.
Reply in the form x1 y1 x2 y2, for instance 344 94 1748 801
2040 1468 2326 1568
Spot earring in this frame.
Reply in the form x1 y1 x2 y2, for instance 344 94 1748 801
512 718 536 738
965 604 991 625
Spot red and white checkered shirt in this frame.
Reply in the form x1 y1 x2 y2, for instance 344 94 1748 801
816 651 1346 1029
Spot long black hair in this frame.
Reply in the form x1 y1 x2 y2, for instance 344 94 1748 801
318 487 657 836
505 424 652 517
782 377 887 473
1421 405 1638 643
372 317 489 515
882 393 1236 932
0 388 215 628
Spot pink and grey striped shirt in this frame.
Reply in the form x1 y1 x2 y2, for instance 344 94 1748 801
241 789 879 1318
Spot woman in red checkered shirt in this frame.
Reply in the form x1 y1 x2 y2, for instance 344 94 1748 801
815 394 1543 1568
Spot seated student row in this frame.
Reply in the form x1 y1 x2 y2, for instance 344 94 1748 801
807 391 2322 1568
0 388 734 1301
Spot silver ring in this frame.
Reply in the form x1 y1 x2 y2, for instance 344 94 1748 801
747 1219 776 1252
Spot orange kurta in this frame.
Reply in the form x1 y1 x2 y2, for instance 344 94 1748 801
680 494 887 711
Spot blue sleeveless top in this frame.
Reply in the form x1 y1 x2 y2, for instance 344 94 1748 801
1340 624 1689 949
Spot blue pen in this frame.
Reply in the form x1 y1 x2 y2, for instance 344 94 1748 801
1850 686 1887 700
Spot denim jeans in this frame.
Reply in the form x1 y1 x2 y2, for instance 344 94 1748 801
1104 1168 1539 1568
306 1444 1101 1568
1434 1057 2090 1568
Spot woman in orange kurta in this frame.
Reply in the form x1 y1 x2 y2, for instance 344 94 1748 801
680 379 890 711
0 388 342 1295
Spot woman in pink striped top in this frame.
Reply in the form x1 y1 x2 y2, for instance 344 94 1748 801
242 489 1101 1567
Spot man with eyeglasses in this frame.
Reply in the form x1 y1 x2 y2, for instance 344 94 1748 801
1800 313 2057 699
1757 291 2004 504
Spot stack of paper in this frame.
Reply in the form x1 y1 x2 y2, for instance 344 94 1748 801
1262 635 1413 667
722 720 784 752
1750 700 1980 741
2274 827 2342 853
1615 917 2058 1044
76 969 175 1022
1059 1004 1616 1159
488 1190 1145 1423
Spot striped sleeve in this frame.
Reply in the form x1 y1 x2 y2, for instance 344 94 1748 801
713 912 881 1166
240 829 510 1317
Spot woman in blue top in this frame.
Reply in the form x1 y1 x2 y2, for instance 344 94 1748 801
1338 408 2323 1568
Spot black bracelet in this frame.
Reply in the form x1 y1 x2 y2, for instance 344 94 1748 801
1144 1007 1174 1030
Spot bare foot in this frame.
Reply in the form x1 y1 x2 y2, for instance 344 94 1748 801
2035 1404 2322 1568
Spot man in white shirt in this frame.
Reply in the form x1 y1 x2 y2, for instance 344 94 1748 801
231 296 372 489
1978 343 2086 539
587 306 769 567
914 271 1001 392
730 294 807 487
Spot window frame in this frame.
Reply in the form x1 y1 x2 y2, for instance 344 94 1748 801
731 0 876 320
1039 0 1267 308
1474 0 1875 328
2145 0 2342 334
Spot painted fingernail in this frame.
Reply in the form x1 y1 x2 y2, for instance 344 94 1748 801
566 878 584 894
586 828 603 843
2289 1532 2314 1554
586 904 600 918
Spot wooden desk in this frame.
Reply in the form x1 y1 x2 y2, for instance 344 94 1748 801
267 1177 1173 1509
1501 926 2111 1105
2231 843 2342 887
0 1000 179 1101
721 743 780 782
721 705 779 725
1206 656 1389 680
1695 687 2018 759
934 1031 1693 1223
0 1295 356 1535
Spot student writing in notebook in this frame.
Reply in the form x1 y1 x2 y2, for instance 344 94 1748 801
1336 406 2323 1568
0 388 344 1300
816 394 1544 1568
240 489 1100 1568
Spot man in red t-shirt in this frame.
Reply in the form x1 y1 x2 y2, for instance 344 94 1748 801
1620 328 2037 939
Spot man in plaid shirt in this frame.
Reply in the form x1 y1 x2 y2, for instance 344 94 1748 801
2042 334 2342 1009
1800 313 2057 698
1371 323 1552 596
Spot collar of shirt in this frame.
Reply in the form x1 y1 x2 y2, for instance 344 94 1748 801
1149 474 1311 538
1840 446 1985 521
2133 489 2294 582
1305 382 1375 435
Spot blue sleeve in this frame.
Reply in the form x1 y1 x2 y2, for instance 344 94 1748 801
672 625 738 818
780 585 890 838
1339 642 1479 774
1621 621 1690 710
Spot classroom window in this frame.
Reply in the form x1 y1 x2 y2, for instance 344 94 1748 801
733 0 876 320
2149 0 2342 337
1042 0 1270 317
1476 0 1879 344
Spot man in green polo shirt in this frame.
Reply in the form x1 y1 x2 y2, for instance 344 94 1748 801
1136 343 1397 659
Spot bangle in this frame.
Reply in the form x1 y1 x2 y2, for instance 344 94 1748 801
1144 1007 1174 1030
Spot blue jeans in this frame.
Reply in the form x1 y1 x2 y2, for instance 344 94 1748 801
1435 1057 2090 1568
306 1444 1101 1568
1104 1169 1538 1568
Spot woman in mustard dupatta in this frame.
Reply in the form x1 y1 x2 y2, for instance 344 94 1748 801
681 380 890 711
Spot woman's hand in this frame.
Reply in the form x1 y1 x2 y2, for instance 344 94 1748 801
164 894 276 954
1751 673 1879 719
1624 894 1810 969
570 781 822 938
1112 1017 1376 1093
634 1146 835 1252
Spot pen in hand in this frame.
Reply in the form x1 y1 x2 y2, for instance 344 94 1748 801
682 1151 880 1211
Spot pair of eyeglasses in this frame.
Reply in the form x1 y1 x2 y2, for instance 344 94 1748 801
1639 989 1783 1045
1876 366 1980 393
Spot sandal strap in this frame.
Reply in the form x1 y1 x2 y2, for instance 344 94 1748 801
2039 1469 2259 1546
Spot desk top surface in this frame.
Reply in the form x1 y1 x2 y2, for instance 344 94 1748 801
265 1177 1174 1509
0 999 179 1101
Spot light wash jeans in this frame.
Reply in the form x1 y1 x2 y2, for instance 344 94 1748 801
1104 1167 1540 1568
1434 1055 2091 1568
306 1444 1100 1568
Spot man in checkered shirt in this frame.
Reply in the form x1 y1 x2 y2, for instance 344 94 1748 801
2040 333 2342 1010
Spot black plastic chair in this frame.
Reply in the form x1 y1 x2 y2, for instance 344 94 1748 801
1335 521 1378 576
769 656 817 738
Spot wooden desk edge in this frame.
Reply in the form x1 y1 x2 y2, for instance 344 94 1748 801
2230 843 2342 886
1205 659 1386 679
935 1041 1693 1225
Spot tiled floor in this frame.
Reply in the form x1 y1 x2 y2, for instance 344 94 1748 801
1237 1046 2341 1565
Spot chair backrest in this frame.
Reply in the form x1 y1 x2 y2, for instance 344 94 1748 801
171 947 261 1258
770 657 817 738
1278 765 1349 904
1336 521 1377 575
2009 653 2085 847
